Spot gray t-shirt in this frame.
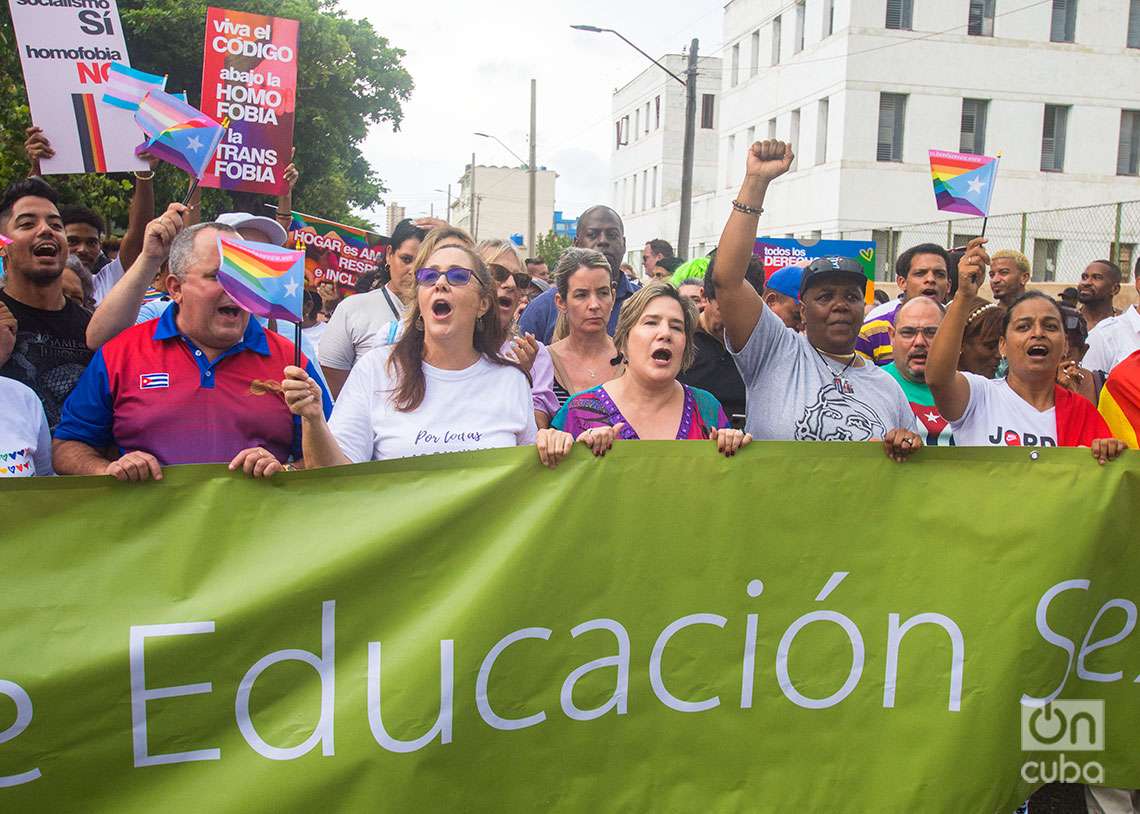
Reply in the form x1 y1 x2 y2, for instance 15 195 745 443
728 305 915 441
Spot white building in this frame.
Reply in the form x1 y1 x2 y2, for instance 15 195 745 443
610 53 723 270
386 202 406 235
611 0 1140 282
451 163 557 251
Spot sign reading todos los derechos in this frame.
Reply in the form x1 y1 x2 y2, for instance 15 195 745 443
199 6 299 195
7 0 147 174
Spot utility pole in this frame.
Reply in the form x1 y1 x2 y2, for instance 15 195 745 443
446 184 452 222
678 39 698 261
469 152 476 239
528 78 537 255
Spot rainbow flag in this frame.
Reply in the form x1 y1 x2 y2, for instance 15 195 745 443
133 90 225 178
216 235 304 323
928 150 999 217
102 62 167 111
1098 349 1140 449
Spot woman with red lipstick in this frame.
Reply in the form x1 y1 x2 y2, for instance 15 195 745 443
926 237 1127 464
282 243 536 463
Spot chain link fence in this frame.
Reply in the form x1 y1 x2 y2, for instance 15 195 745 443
843 201 1140 284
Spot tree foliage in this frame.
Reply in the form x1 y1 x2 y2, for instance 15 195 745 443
534 231 573 270
0 0 411 230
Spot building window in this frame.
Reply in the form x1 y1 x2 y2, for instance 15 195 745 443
747 125 756 147
1050 0 1077 43
968 0 996 36
886 0 913 30
750 30 761 76
731 43 740 87
789 108 801 171
1041 104 1069 171
701 94 715 129
767 118 777 139
615 121 622 150
1119 110 1140 175
772 16 782 65
645 102 650 134
727 134 736 187
651 165 658 207
654 95 661 129
642 169 648 211
1129 0 1140 48
816 98 830 165
1032 239 1060 282
823 0 835 37
794 2 806 53
960 98 989 155
631 174 638 213
877 93 907 162
634 108 640 140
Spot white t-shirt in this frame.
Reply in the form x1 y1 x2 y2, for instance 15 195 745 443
329 346 537 461
0 378 54 476
302 321 328 358
1082 306 1140 374
950 372 1057 447
318 285 405 371
92 257 125 306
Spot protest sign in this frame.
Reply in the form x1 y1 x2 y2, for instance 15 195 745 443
754 237 876 301
0 444 1138 812
7 0 147 174
199 7 299 195
288 210 388 296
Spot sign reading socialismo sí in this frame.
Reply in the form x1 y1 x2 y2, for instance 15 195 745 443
0 443 1137 812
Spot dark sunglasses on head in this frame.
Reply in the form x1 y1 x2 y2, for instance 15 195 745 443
416 266 474 287
489 263 531 290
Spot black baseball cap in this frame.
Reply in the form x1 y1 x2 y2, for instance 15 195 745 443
799 256 868 298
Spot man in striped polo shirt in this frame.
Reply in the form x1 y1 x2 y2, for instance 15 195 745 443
856 243 950 366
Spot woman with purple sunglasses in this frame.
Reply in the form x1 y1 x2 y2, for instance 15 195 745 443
282 243 536 464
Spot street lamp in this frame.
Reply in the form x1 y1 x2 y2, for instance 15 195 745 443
473 79 538 254
434 187 451 222
572 25 699 260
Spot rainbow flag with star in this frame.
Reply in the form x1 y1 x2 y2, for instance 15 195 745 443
928 150 999 217
216 235 304 323
1098 349 1140 449
134 90 225 178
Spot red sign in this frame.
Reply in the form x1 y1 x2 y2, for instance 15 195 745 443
199 7 298 195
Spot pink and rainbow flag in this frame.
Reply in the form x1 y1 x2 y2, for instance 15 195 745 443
216 235 304 323
928 150 999 217
134 90 225 178
0 235 12 247
102 62 167 112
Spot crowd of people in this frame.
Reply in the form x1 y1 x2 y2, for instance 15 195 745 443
1 136 1137 486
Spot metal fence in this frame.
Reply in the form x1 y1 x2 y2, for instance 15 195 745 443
859 201 1140 284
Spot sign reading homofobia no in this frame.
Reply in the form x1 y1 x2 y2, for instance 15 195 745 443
0 444 1137 811
199 7 298 195
7 0 147 174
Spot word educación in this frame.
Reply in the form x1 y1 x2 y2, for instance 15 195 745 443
0 576 1133 784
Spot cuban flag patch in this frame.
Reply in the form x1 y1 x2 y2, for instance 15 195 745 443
140 373 170 390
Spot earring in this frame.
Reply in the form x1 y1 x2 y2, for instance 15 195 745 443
414 316 424 331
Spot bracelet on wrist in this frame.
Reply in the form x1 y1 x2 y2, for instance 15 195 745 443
731 199 763 216
133 170 155 181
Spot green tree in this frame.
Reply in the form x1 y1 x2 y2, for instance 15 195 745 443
534 231 572 270
0 0 411 230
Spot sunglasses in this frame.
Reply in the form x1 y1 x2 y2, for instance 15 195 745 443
415 266 474 287
489 263 531 289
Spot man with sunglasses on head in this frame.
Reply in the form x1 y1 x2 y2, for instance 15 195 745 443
883 297 953 446
518 205 633 344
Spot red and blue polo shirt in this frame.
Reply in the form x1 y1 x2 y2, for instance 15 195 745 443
54 305 332 466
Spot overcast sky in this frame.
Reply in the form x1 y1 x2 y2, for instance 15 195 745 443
338 0 723 228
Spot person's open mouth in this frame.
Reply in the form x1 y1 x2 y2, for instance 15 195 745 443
1026 344 1050 358
218 305 242 317
651 347 673 364
32 242 59 258
431 299 453 318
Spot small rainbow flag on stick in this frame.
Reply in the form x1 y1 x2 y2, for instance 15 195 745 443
928 150 999 218
216 235 304 323
102 62 167 111
134 90 225 178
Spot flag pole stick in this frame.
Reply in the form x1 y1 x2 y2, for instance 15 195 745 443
181 177 200 206
291 320 303 463
981 217 988 238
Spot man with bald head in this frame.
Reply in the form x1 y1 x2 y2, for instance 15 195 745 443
884 296 953 446
518 205 633 343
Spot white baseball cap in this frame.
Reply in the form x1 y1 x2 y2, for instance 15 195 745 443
215 212 288 246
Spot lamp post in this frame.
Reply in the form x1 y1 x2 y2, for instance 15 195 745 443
475 77 538 254
434 186 451 222
572 26 698 260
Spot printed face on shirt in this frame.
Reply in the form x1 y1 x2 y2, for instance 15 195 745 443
890 298 943 383
800 278 864 354
65 222 102 270
388 236 422 301
167 227 250 354
1000 297 1066 380
416 246 489 344
1 195 67 282
625 295 687 383
897 252 949 304
988 258 1028 303
557 266 614 336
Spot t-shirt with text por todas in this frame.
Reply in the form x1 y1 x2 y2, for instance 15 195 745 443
329 346 537 462
950 373 1057 447
727 304 915 441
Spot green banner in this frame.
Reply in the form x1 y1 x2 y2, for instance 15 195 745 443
1 443 1138 812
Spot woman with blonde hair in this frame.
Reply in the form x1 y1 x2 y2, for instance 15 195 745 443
284 240 536 463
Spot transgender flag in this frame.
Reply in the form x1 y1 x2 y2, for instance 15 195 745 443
216 235 304 323
134 90 226 178
929 150 999 217
102 62 167 111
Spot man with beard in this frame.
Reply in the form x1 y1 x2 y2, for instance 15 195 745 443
711 140 920 458
1077 259 1122 332
856 242 949 366
884 297 953 445
0 178 92 430
518 205 632 344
